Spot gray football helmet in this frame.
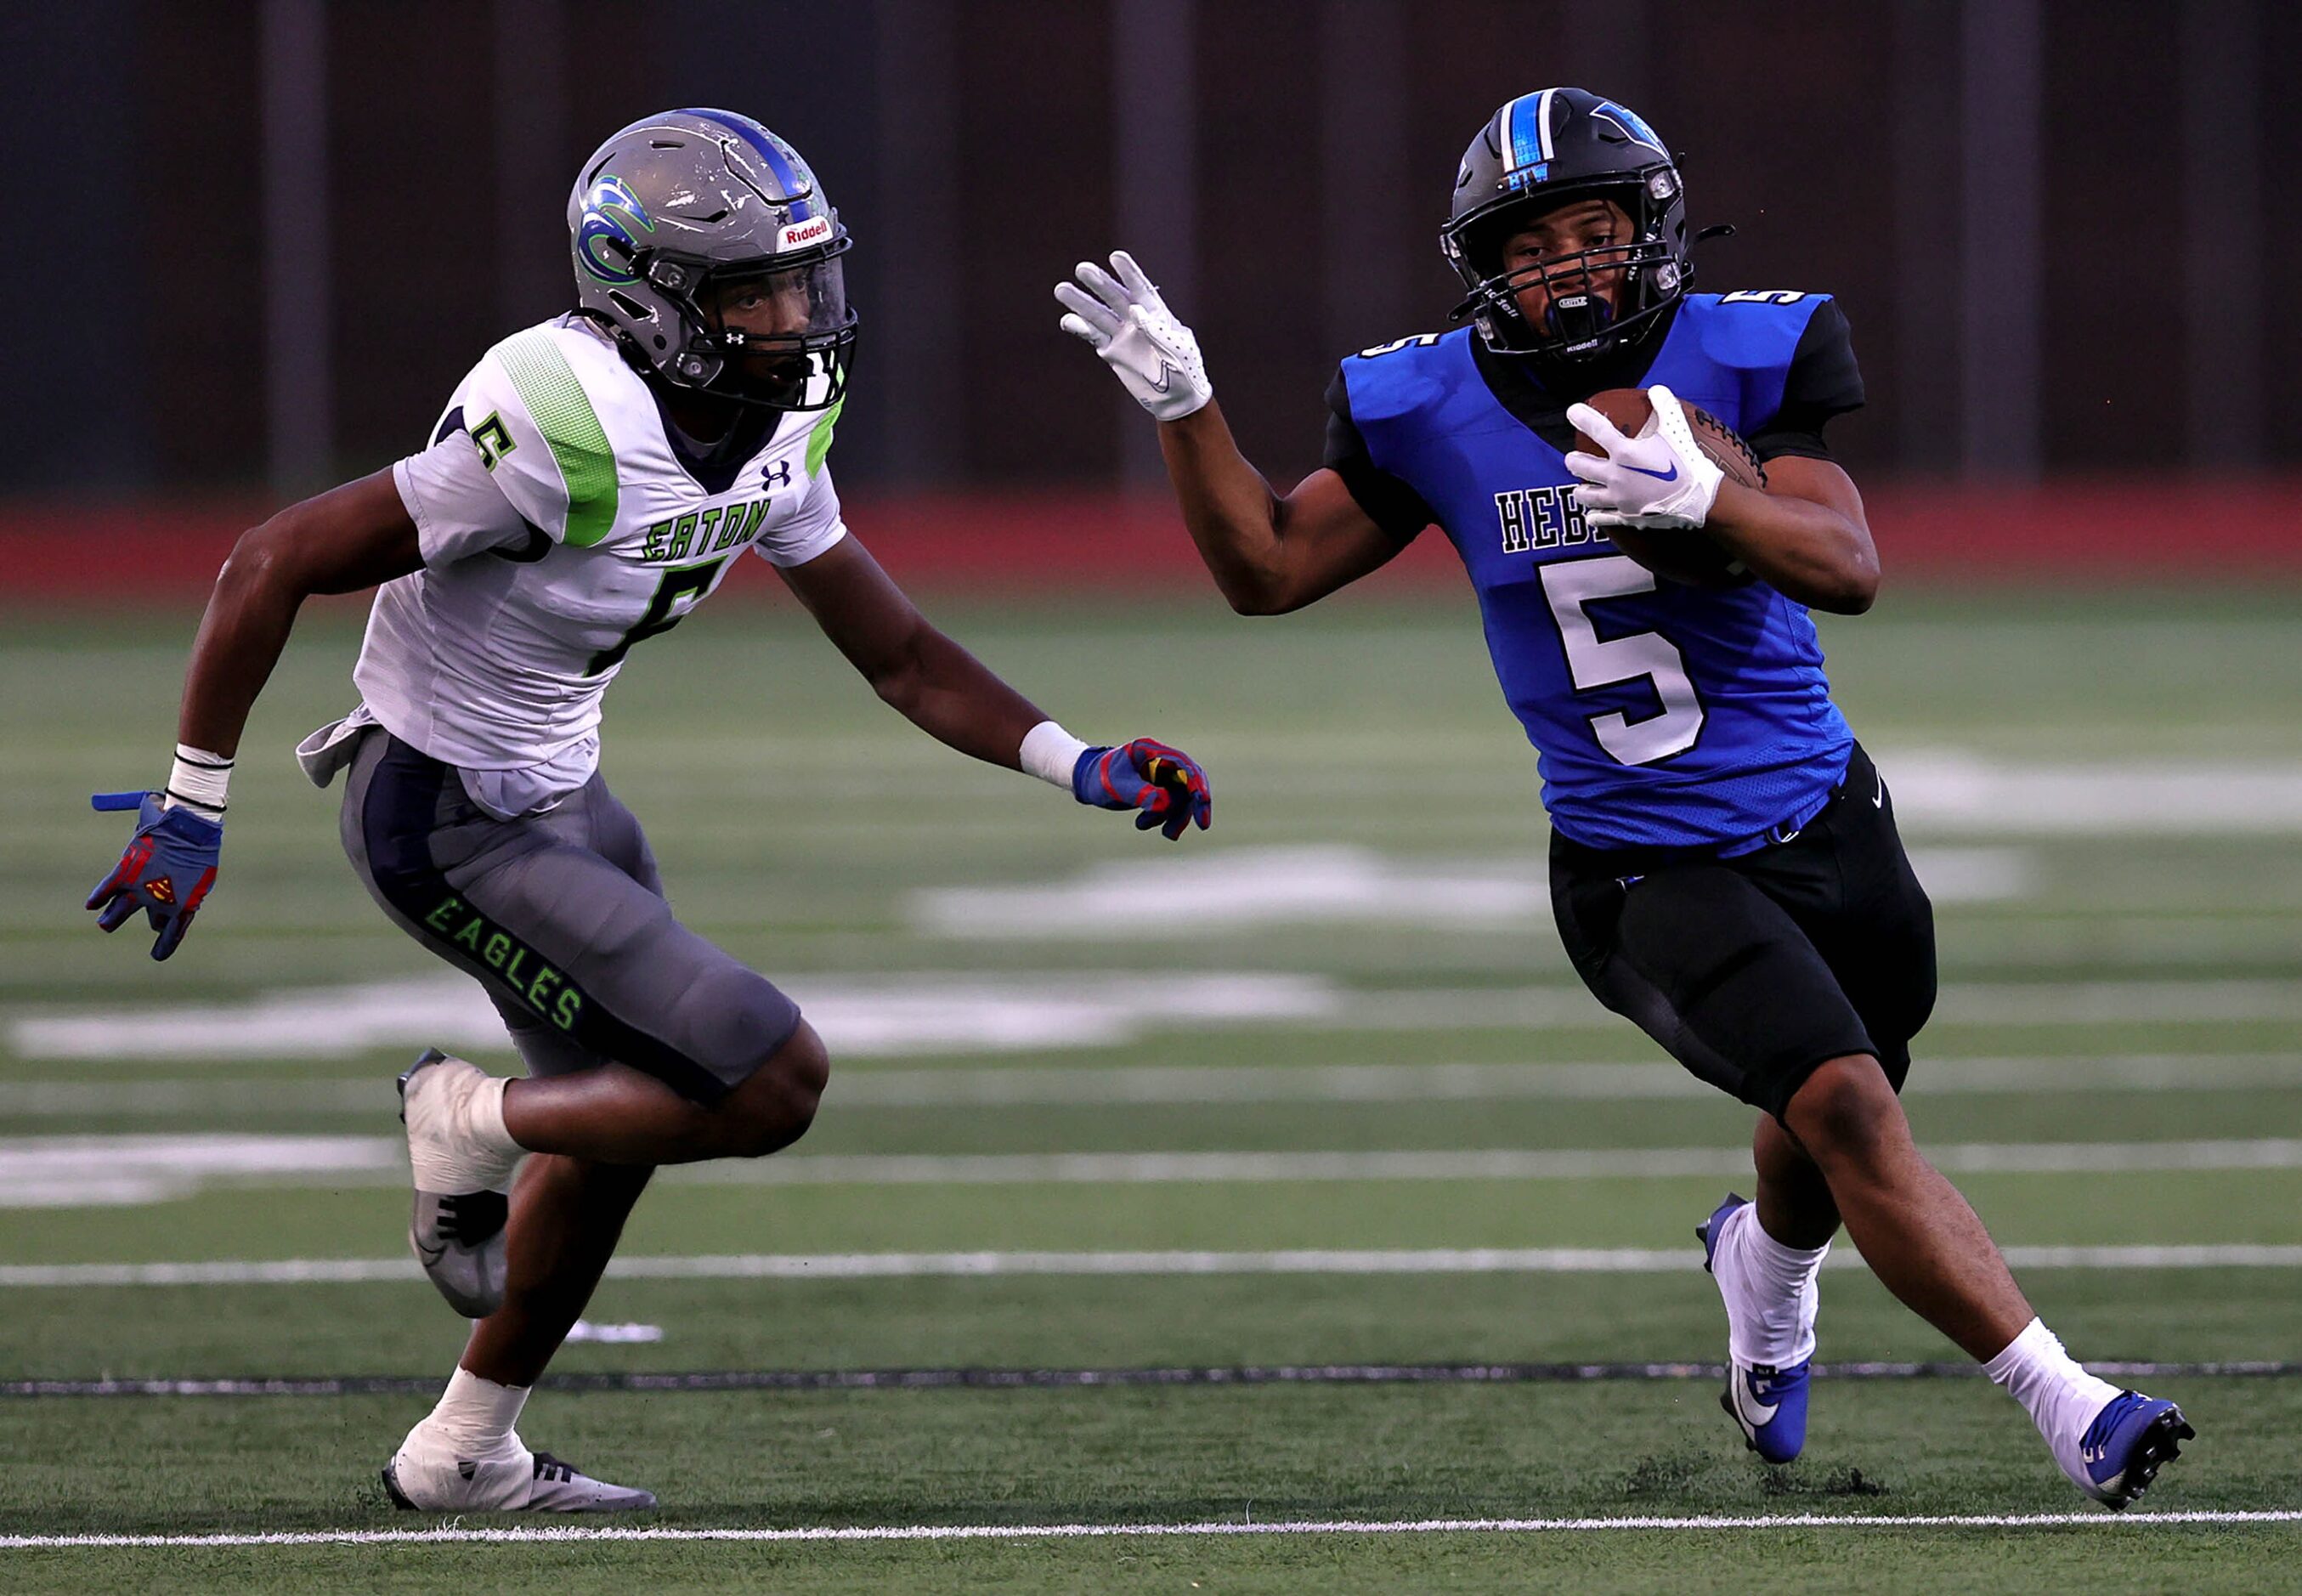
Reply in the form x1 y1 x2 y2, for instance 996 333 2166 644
567 108 856 410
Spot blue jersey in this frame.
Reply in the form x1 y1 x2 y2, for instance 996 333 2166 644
1326 292 1866 851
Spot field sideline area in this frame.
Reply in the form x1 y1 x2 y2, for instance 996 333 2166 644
5 586 2301 1593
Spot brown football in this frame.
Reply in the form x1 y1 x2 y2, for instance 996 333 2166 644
1573 388 1766 587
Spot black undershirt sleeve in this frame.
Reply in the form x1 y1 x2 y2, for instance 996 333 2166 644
1745 298 1865 464
1322 368 1437 545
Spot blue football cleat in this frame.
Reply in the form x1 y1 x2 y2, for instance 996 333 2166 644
1699 1192 1811 1464
2072 1390 2194 1508
1720 1360 1812 1465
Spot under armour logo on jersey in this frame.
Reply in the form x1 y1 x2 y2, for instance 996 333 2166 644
762 459 792 490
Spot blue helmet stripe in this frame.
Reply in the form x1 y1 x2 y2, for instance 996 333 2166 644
1507 93 1543 169
679 106 815 221
1502 88 1558 172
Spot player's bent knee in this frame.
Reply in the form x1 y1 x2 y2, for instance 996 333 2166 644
1784 1055 1908 1170
718 1019 829 1158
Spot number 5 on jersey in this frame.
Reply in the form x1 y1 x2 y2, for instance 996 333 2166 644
1540 556 1705 766
585 556 729 676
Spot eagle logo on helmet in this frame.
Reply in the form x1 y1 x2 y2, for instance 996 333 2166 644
576 174 656 286
1591 100 1667 156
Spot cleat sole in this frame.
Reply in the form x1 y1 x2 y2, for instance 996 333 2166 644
2101 1409 2194 1509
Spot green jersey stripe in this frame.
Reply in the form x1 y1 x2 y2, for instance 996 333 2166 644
806 398 842 477
495 331 619 548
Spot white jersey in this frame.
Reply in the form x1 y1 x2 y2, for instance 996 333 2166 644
351 314 846 806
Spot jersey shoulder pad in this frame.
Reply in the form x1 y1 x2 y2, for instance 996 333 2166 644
461 318 630 548
1338 327 1473 426
1682 291 1832 373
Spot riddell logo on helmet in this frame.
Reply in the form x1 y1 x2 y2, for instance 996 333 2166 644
779 216 833 251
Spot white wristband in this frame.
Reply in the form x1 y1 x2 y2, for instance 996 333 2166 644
166 743 234 818
1019 721 1092 790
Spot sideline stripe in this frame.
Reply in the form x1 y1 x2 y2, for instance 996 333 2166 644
8 1358 2294 1401
6 1242 2300 1289
6 1511 2299 1548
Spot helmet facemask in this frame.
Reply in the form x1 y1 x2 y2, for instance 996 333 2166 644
641 246 857 411
1448 170 1685 363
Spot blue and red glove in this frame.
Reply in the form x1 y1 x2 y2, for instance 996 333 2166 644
1072 739 1212 841
86 791 223 961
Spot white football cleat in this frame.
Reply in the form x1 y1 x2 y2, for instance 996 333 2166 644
398 1048 523 1317
382 1429 657 1514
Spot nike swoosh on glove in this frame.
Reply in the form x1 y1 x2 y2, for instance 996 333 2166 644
87 790 223 961
1072 739 1213 841
1055 251 1213 422
1562 384 1725 530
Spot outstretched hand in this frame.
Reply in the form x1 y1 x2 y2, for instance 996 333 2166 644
1055 251 1213 422
1072 739 1213 841
86 790 223 961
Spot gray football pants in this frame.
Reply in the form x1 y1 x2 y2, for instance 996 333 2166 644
339 727 802 1102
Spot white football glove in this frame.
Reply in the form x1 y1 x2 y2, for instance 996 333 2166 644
1563 384 1725 530
1055 251 1213 422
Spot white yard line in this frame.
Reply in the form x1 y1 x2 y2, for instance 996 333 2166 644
4 1510 2298 1549
0 1134 2298 1211
5 1135 2302 1208
912 846 2031 940
5 973 1338 1062
15 972 2302 1066
7 1242 2300 1289
5 1052 2299 1117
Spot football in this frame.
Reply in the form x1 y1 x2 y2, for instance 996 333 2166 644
1573 388 1767 586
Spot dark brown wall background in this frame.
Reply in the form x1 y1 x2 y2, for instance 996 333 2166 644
7 0 2290 496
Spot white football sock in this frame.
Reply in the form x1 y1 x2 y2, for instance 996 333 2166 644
1713 1203 1829 1368
410 1367 531 1461
407 1060 523 1192
1983 1317 2124 1473
463 1072 518 1161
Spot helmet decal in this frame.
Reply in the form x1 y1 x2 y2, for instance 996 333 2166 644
779 215 834 251
1592 100 1667 156
1501 89 1558 173
576 174 656 286
678 106 817 221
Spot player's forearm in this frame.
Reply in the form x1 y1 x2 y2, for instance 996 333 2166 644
1705 483 1879 615
871 625 1046 770
1155 402 1298 613
175 524 316 758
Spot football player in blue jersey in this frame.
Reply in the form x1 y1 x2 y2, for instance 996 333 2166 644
1061 86 2189 1507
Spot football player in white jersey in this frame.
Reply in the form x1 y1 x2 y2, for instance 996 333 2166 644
84 109 1213 1514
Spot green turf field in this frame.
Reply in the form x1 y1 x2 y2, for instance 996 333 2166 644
4 586 2300 1592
